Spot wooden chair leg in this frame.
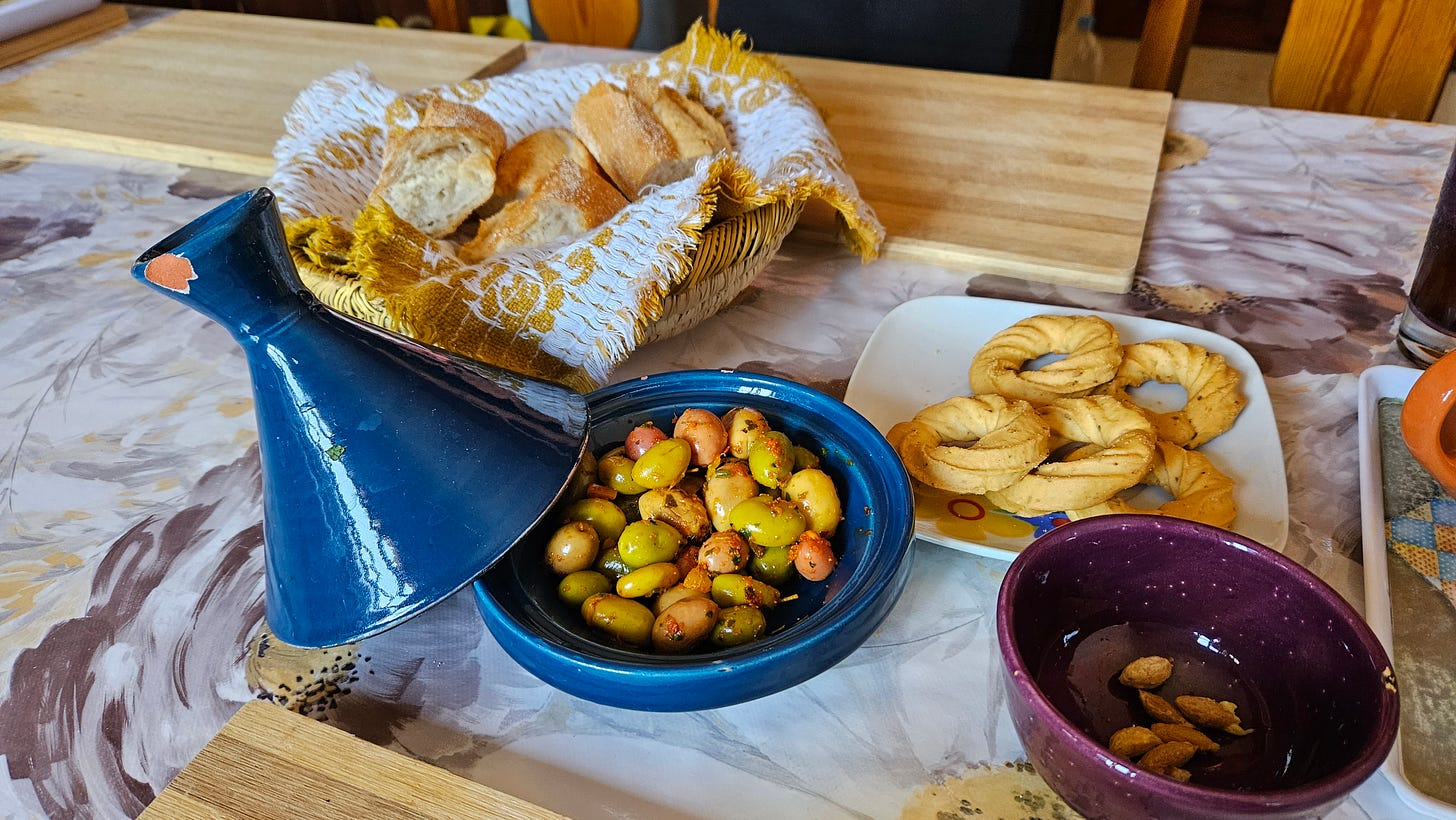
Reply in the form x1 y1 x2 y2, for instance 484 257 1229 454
427 0 469 32
1132 0 1203 94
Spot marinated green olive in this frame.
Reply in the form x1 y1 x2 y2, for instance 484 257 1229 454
748 430 794 489
710 573 781 609
750 545 796 586
631 437 693 489
651 597 720 653
548 405 848 656
616 519 683 569
711 605 767 647
638 488 711 541
724 407 768 459
545 521 600 575
791 444 820 471
727 495 808 548
597 452 646 495
783 467 843 536
616 562 682 598
562 497 627 546
557 570 612 608
594 546 631 581
704 460 758 532
580 593 654 646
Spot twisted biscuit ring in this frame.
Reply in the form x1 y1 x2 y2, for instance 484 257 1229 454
1099 339 1246 448
888 395 1051 495
969 314 1122 404
1067 439 1237 528
985 395 1156 516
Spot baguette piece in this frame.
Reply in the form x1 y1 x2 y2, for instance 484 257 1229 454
459 129 628 262
570 77 730 199
481 127 599 213
371 98 507 237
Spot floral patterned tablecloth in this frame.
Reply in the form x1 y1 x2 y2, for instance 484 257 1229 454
1 31 1452 819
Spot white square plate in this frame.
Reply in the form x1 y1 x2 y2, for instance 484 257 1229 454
844 295 1288 560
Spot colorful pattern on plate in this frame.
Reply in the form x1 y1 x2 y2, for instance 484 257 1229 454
913 485 1067 541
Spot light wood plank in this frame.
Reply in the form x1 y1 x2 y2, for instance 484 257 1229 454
1270 0 1456 121
0 10 525 176
141 701 566 819
0 3 130 70
781 54 1172 292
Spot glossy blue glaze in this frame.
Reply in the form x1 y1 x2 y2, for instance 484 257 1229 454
132 188 588 648
474 369 916 712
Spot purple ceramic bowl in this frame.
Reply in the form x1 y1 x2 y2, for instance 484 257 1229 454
995 515 1398 820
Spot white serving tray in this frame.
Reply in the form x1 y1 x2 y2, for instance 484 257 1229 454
1356 364 1456 818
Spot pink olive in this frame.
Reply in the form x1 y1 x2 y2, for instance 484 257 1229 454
674 408 729 466
791 531 838 582
624 424 667 459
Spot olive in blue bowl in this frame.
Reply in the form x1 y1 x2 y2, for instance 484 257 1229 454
473 369 915 712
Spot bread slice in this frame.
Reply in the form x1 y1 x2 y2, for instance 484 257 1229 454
482 127 598 214
570 78 730 199
458 135 628 262
371 98 506 237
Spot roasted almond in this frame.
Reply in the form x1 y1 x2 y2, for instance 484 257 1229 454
1139 690 1190 725
1119 656 1173 689
1150 722 1220 752
1138 741 1197 774
1175 695 1251 734
1108 726 1163 758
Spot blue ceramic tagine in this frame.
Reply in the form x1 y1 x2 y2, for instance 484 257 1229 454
132 188 588 648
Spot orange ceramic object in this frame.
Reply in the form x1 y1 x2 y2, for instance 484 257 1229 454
1401 351 1456 495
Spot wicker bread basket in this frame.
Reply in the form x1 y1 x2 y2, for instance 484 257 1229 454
271 25 880 392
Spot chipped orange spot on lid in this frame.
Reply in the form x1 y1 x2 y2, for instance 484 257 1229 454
145 253 196 293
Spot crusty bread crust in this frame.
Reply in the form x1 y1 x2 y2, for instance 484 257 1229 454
484 127 598 213
571 78 729 199
459 131 627 262
371 98 506 237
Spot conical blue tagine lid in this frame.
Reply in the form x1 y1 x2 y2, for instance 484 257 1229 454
131 189 588 648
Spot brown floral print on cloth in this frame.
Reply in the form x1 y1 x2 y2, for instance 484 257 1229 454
0 449 268 819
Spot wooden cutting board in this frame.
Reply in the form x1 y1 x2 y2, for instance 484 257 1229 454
780 55 1172 293
141 701 565 819
0 3 129 70
0 9 525 176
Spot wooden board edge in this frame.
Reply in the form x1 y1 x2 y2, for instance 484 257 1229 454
881 236 1137 293
0 3 130 71
142 701 569 820
467 39 527 79
788 223 1136 294
0 120 275 176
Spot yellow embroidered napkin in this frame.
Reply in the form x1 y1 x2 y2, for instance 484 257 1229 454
269 24 883 392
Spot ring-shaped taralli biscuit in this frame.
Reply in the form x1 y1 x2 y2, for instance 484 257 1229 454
888 395 1051 495
969 314 1123 404
1099 339 1247 448
1066 439 1237 528
985 395 1157 516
